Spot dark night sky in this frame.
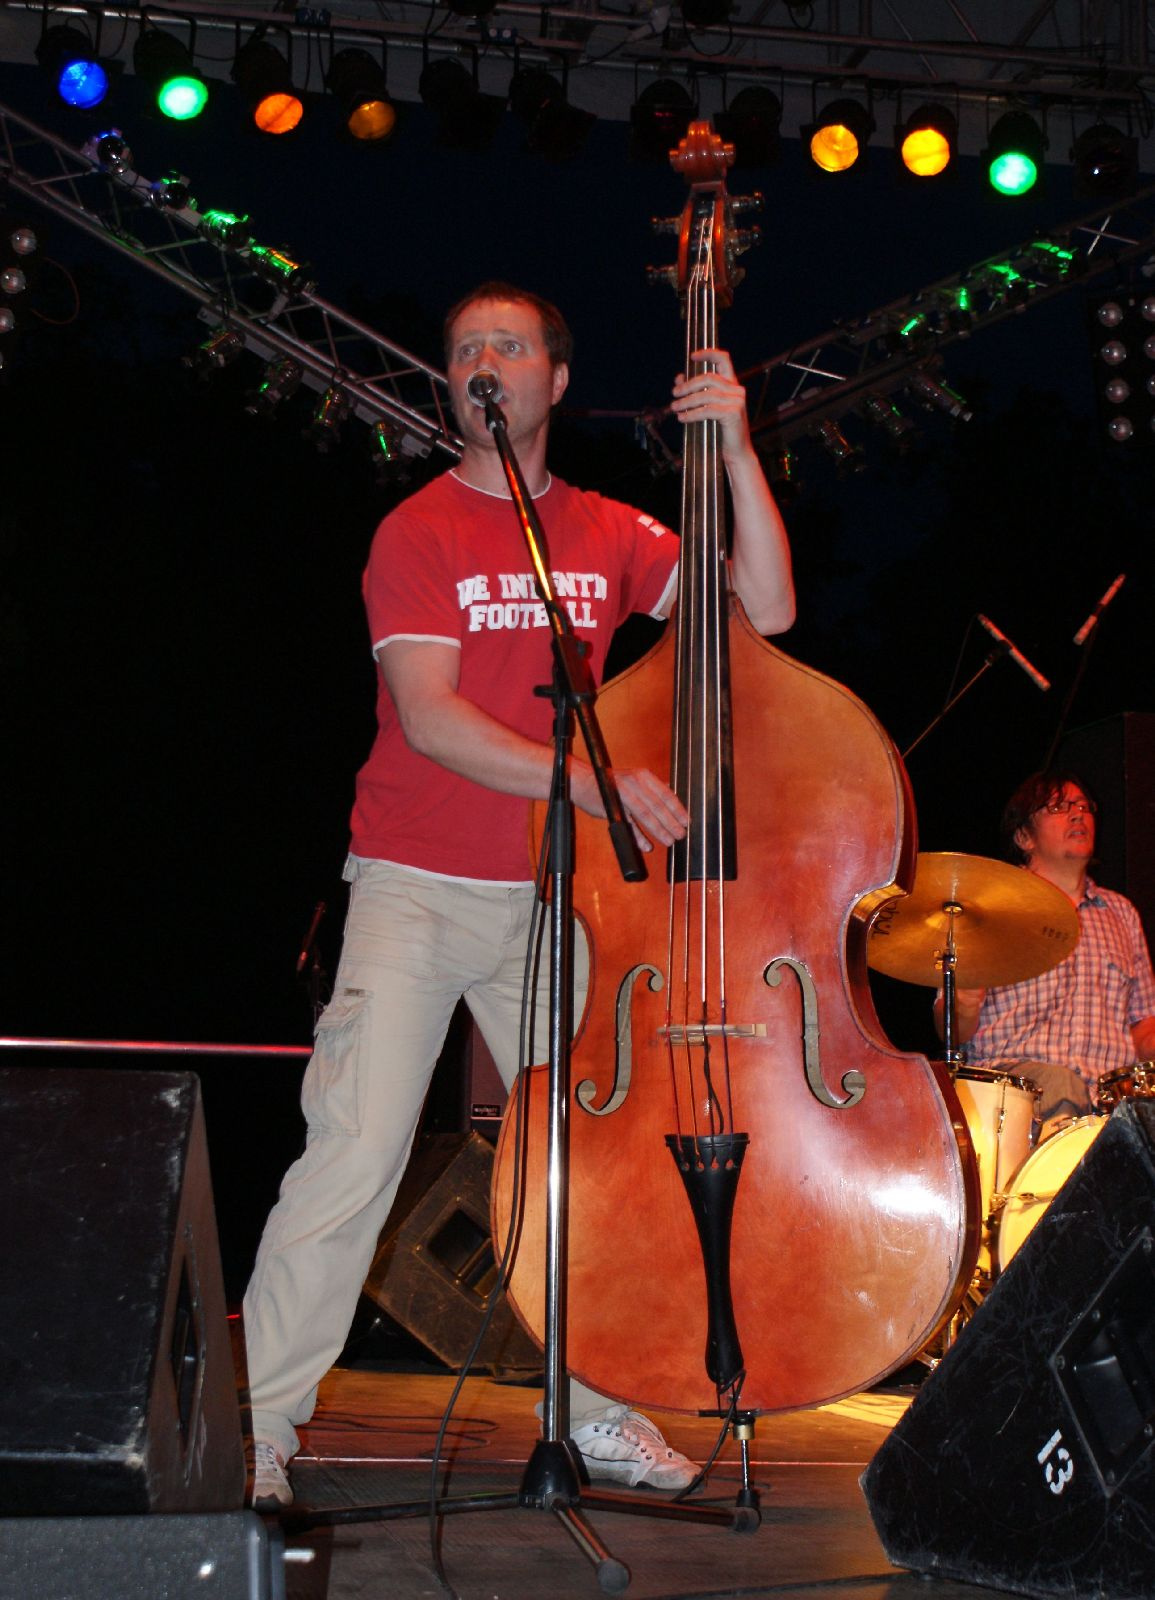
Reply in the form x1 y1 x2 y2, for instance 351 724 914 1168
2 62 1153 1290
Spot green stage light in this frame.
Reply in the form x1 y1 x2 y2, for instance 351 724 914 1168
134 28 208 121
984 111 1045 196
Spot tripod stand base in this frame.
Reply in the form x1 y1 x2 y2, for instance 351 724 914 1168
290 1431 755 1593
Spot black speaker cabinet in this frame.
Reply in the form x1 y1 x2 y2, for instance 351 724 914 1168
1059 711 1155 945
363 1131 541 1377
0 1512 284 1600
0 1067 245 1515
862 1100 1155 1600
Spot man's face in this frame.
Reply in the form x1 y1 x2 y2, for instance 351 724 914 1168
446 298 569 449
1017 781 1096 872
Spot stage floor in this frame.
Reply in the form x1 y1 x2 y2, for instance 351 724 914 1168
274 1359 1022 1600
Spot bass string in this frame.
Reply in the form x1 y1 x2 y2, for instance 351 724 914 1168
667 205 733 1145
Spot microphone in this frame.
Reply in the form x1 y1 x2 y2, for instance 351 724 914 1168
466 368 504 406
1073 572 1126 647
977 614 1051 693
296 900 327 978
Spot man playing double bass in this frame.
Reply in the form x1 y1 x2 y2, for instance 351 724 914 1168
243 281 795 1511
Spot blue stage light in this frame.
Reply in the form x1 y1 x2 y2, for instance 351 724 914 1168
37 27 110 110
59 56 110 110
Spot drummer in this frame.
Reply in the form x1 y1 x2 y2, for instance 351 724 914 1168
938 769 1155 1137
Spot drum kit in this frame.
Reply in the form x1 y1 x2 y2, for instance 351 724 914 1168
866 852 1155 1322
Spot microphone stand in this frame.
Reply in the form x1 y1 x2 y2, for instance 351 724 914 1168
292 388 746 1592
1042 629 1102 773
902 646 1008 760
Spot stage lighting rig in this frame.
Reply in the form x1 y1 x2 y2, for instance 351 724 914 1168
81 128 133 173
418 56 505 152
133 23 208 122
182 325 245 373
509 69 595 161
760 443 799 503
814 418 864 470
1090 292 1155 445
1072 124 1138 202
248 244 315 299
907 365 972 421
885 308 934 351
150 171 197 220
199 208 252 251
984 111 1046 196
803 97 874 174
715 87 781 169
326 48 396 144
896 103 957 178
305 384 351 451
369 419 413 484
630 80 695 163
1 213 39 307
232 34 304 137
198 208 315 305
37 25 112 111
245 356 303 417
861 392 916 443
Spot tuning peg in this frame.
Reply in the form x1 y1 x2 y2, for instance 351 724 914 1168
650 215 681 236
729 192 764 216
730 227 761 256
645 264 678 288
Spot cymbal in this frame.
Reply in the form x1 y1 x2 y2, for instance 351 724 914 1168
864 852 1080 989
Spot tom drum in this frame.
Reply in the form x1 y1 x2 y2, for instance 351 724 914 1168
952 1066 1039 1276
1097 1061 1155 1111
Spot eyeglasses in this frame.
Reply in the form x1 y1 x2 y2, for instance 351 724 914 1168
1042 797 1097 815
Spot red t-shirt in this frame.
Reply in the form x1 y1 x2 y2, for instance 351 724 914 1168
350 471 679 881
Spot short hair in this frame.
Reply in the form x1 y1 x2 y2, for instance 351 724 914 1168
443 281 574 369
1001 769 1097 865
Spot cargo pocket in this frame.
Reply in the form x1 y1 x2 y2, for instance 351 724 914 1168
301 988 371 1135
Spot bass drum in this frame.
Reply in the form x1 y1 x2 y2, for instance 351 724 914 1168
995 1116 1106 1272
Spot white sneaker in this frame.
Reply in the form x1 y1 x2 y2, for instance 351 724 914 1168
571 1405 697 1491
251 1439 294 1510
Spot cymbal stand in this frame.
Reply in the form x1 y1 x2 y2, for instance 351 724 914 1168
290 393 751 1593
939 909 963 1071
936 908 986 1349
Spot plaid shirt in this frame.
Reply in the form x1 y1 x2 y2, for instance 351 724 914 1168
965 878 1155 1097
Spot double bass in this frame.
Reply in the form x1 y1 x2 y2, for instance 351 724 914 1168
492 123 978 1418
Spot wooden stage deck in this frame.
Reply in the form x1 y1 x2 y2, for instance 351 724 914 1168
273 1358 1024 1600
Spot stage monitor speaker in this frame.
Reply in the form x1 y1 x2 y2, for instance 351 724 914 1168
363 1131 541 1378
862 1099 1155 1600
0 1512 284 1600
0 1067 245 1515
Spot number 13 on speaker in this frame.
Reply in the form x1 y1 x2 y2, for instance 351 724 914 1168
1038 1429 1075 1494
